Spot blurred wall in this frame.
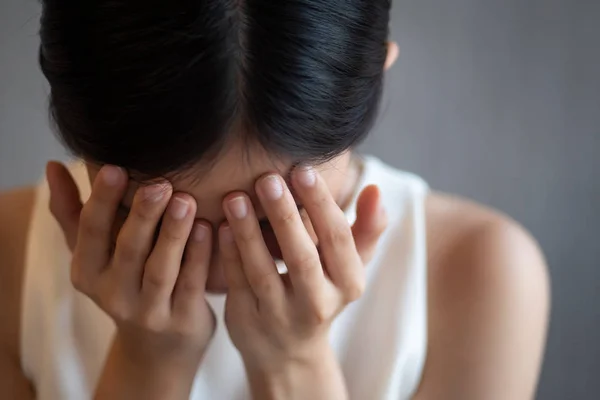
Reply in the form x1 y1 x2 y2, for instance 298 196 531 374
1 0 599 398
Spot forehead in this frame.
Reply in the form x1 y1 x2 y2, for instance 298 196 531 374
87 144 294 224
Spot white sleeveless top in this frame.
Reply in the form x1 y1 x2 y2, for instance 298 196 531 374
20 155 429 400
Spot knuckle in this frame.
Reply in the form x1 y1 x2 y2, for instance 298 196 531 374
130 202 157 223
236 225 259 245
114 239 140 265
143 269 170 292
321 223 353 248
269 306 288 326
92 181 112 199
224 303 251 331
343 279 366 302
80 221 102 239
309 193 329 209
110 306 130 323
79 210 105 238
176 274 203 295
307 301 329 324
101 294 131 322
172 320 196 338
248 269 279 293
278 208 298 226
290 253 321 273
137 308 167 332
160 223 188 243
221 245 239 263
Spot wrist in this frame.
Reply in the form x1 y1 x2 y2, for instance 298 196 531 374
114 326 210 370
94 333 201 400
245 345 348 400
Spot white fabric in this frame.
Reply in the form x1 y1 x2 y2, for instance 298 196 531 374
20 155 429 400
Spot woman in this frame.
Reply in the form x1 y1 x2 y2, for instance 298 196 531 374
0 0 550 399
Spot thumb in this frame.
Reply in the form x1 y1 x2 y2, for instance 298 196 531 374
46 161 82 251
352 184 388 264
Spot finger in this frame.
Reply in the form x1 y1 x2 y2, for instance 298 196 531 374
219 224 252 293
142 194 196 306
256 174 324 299
352 185 388 264
292 167 364 299
172 222 212 317
77 165 128 280
113 182 172 290
46 161 82 251
223 193 284 304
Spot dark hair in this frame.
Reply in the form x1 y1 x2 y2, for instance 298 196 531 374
39 0 391 180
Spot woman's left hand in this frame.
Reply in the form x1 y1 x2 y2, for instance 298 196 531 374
219 166 387 400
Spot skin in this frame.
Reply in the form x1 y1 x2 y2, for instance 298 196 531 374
83 144 365 293
0 40 550 399
76 147 384 399
220 164 388 400
0 167 550 400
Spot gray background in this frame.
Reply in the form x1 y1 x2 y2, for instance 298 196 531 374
1 0 599 398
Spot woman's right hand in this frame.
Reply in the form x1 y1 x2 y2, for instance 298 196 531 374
46 162 215 400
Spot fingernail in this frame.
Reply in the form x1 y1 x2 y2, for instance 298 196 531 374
193 223 208 242
169 197 189 220
228 196 248 219
261 175 283 200
102 166 123 186
296 166 316 187
143 183 167 202
220 225 234 243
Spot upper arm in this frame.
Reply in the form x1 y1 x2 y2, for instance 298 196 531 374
414 195 550 400
0 187 37 399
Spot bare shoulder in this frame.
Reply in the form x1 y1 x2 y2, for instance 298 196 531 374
424 192 549 271
414 192 550 400
424 192 549 298
0 186 36 398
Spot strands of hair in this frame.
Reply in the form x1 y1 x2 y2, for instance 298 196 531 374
39 0 391 182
